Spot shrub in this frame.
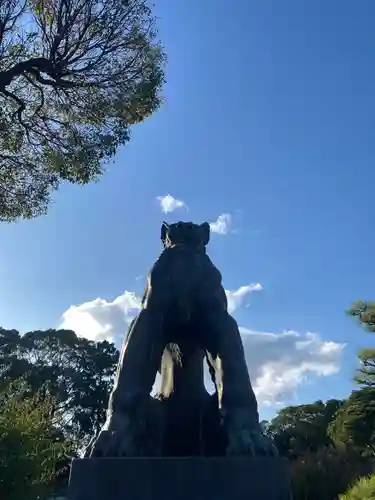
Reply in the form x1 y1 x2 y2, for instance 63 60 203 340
0 381 71 500
290 446 373 500
340 473 375 500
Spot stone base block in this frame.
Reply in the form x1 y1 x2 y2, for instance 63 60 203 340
68 457 292 500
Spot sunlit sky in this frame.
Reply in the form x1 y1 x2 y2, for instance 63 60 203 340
1 0 375 419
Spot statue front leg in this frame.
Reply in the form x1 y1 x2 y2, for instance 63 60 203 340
205 312 277 457
88 310 165 457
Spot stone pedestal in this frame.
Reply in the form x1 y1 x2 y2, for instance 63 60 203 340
68 457 292 500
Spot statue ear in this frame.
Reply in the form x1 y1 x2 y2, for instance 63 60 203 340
200 222 210 245
161 221 169 244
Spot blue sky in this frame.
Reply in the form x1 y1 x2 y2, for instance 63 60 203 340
1 0 375 419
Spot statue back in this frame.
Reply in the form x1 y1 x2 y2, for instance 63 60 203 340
142 222 227 322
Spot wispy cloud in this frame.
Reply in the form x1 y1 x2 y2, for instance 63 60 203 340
225 284 263 314
156 194 187 214
209 213 232 235
239 329 345 406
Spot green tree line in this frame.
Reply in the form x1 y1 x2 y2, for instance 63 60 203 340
261 300 375 500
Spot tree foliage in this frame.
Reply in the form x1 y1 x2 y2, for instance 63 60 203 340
340 473 375 500
328 387 375 456
0 0 165 221
348 300 375 332
266 399 343 458
354 347 375 387
348 300 375 387
0 327 119 441
0 380 70 500
290 446 372 500
266 396 374 500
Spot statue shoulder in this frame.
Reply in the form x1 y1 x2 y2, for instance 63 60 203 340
147 249 174 280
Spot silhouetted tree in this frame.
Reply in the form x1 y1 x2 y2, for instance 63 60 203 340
328 387 375 456
0 327 119 440
0 0 165 221
267 399 343 458
348 301 375 387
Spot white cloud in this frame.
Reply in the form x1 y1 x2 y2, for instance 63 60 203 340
225 284 263 314
60 291 141 344
209 213 232 235
59 290 345 408
156 194 187 214
238 329 345 406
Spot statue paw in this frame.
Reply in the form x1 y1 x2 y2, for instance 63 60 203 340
227 426 278 457
85 399 163 458
224 410 278 457
85 414 138 458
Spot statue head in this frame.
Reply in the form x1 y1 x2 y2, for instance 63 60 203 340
161 221 210 249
